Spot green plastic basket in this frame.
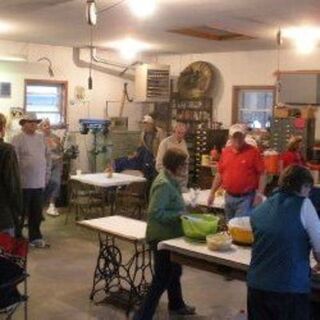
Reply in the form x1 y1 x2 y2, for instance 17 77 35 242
181 214 219 240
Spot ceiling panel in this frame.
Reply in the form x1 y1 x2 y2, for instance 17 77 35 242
0 0 319 53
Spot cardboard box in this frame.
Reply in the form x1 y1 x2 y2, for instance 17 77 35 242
274 106 289 118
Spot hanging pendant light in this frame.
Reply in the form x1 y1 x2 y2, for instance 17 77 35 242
86 0 97 26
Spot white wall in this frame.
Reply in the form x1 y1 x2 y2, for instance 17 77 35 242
2 39 320 170
0 39 144 171
154 48 320 138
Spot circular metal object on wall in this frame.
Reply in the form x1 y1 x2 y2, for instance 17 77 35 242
178 61 214 99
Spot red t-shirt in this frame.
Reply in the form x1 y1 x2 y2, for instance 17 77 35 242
280 151 305 169
218 144 264 194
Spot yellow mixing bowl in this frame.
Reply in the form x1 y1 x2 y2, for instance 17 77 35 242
228 227 254 245
228 217 254 245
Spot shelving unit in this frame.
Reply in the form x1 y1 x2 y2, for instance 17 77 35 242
270 117 315 159
171 97 213 185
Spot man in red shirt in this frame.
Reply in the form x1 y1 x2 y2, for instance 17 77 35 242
208 124 265 220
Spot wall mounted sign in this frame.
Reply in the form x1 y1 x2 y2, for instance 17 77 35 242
0 82 11 98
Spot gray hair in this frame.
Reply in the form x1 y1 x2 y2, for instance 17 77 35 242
174 122 187 130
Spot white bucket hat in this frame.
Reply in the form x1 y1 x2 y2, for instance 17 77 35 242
19 112 42 126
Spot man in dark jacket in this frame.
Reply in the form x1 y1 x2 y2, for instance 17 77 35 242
0 113 26 311
0 113 22 237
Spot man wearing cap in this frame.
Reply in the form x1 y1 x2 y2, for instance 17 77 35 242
141 115 166 157
12 112 51 248
208 123 265 220
156 123 189 191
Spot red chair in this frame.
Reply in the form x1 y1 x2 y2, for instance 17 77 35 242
0 233 29 320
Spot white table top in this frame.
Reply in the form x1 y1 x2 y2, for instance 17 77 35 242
159 237 320 284
159 237 250 271
71 172 146 188
78 216 147 242
183 189 225 209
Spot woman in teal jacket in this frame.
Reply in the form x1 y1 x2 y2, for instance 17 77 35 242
134 148 195 320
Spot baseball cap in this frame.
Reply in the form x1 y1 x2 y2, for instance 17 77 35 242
229 123 246 136
142 115 154 124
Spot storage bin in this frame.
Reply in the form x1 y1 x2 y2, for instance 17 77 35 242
274 107 289 118
263 150 280 174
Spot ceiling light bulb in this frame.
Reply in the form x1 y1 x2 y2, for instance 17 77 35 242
128 0 156 18
120 48 138 60
283 26 320 54
109 38 150 60
0 21 11 33
295 36 317 54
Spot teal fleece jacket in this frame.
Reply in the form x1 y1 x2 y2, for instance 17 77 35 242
146 170 185 243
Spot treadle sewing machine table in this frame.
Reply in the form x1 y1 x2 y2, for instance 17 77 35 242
78 216 152 314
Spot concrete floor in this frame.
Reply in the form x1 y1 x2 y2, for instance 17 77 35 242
14 210 246 320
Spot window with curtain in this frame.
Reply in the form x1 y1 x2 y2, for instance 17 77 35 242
24 80 67 126
232 86 275 129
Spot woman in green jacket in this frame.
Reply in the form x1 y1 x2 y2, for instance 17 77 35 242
134 148 195 320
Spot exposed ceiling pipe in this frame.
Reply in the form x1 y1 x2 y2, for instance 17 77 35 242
119 61 144 77
91 47 130 69
91 47 143 76
72 47 134 81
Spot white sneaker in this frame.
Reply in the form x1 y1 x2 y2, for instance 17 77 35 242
29 238 50 248
46 204 60 216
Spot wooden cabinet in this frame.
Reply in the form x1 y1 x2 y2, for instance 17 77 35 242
171 97 213 185
270 118 315 159
198 165 215 189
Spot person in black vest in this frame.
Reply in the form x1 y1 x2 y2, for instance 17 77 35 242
247 165 320 320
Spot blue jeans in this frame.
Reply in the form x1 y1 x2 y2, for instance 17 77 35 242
44 161 63 203
224 192 255 221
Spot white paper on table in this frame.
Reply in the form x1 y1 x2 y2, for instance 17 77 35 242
183 189 225 209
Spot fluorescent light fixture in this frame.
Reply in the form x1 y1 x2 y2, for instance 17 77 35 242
0 54 27 62
109 38 151 60
283 26 320 54
128 0 156 18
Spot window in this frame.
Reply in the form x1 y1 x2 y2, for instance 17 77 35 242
232 86 275 129
24 80 67 126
